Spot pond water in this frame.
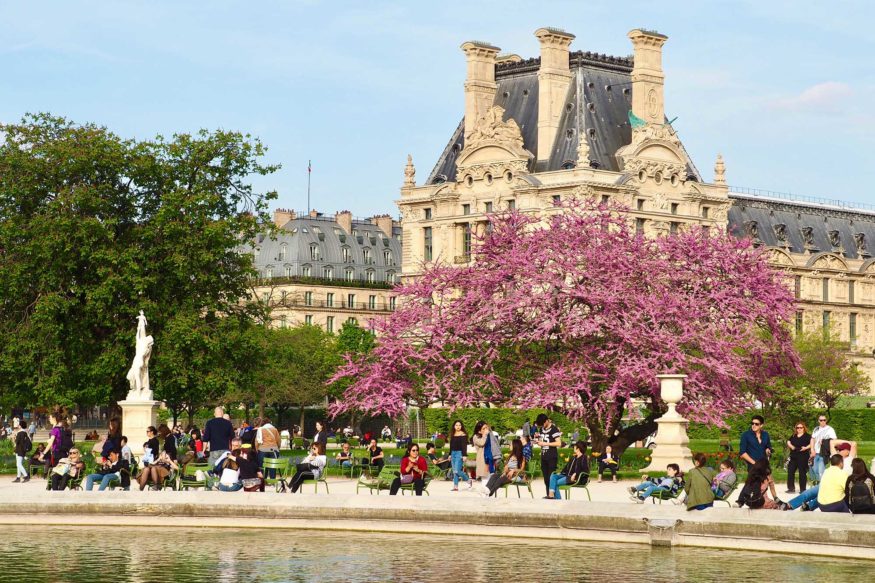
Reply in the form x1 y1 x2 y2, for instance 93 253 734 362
1 526 871 582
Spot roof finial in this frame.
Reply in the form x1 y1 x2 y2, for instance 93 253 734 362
714 153 726 185
577 133 591 168
403 154 416 188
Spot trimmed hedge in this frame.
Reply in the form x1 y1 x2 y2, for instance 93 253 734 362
688 409 875 443
422 408 586 437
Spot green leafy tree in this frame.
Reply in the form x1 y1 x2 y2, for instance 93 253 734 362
0 114 277 410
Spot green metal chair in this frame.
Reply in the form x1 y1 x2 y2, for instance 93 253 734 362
356 466 396 495
649 487 683 504
713 482 739 507
499 470 534 498
262 457 289 491
556 472 591 501
178 463 211 490
298 472 330 493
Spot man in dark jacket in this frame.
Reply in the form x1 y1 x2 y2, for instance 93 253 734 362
84 449 130 491
546 440 589 499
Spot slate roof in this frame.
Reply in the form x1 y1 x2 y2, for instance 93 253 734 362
427 51 665 184
728 194 875 261
244 216 402 283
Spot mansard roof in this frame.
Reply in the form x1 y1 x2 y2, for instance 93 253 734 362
728 194 875 260
427 52 641 184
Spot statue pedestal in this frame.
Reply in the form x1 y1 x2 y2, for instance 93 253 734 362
118 399 160 455
641 374 694 474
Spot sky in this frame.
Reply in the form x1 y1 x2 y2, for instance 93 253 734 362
1 0 874 216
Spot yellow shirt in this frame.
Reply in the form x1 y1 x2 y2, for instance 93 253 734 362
817 466 849 506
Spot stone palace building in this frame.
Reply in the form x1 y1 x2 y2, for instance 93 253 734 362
248 209 401 332
396 27 875 389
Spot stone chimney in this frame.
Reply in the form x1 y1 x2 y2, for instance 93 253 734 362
273 208 296 228
335 210 352 235
628 29 668 125
535 27 575 163
461 40 500 138
374 214 394 238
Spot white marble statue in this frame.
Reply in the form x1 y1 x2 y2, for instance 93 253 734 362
125 311 154 401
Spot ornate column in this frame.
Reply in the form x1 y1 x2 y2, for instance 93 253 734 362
641 374 694 473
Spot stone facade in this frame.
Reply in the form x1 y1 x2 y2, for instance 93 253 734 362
398 27 875 392
247 210 400 332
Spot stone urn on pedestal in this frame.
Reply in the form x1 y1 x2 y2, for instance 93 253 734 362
641 374 694 473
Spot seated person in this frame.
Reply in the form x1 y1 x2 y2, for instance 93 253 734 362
30 444 48 477
335 442 354 470
817 454 851 513
784 441 854 511
362 439 384 474
521 435 532 464
136 450 178 491
395 432 412 449
484 438 525 497
212 445 263 492
597 445 619 483
737 459 782 509
120 436 133 465
847 457 875 514
49 448 85 491
629 464 684 503
547 440 590 500
389 443 428 496
711 459 737 498
426 443 451 473
288 443 327 493
85 448 130 491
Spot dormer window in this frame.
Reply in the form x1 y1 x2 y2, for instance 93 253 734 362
323 266 333 280
341 246 352 263
383 250 394 266
345 267 355 282
309 244 321 261
363 248 373 265
366 269 376 283
278 244 287 262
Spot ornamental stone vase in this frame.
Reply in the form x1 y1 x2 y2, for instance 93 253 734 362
641 374 694 474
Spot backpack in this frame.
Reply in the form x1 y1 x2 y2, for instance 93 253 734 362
848 480 875 514
22 432 32 454
58 429 74 456
737 478 765 509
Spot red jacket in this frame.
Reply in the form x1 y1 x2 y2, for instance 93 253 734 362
401 455 428 477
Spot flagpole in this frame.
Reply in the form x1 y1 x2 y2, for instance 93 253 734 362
307 160 311 212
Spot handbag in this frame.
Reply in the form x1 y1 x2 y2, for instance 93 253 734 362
242 478 262 491
52 463 71 476
400 474 415 484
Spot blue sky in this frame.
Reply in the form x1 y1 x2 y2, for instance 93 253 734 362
1 0 873 216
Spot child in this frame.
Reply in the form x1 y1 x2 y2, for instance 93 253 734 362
120 436 133 465
628 463 684 503
711 459 737 498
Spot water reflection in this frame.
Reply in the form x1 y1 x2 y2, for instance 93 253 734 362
0 527 870 582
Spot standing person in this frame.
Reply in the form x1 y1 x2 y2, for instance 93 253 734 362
785 421 811 494
312 420 328 450
472 421 490 483
203 406 234 468
684 452 716 511
785 441 855 511
810 414 836 483
13 418 32 482
739 415 772 470
535 413 562 497
546 440 589 500
256 417 281 479
847 458 875 514
389 443 428 496
39 411 70 469
27 419 37 441
449 420 471 491
100 417 122 463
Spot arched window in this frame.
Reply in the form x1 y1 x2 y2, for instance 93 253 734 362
278 243 287 261
341 246 352 263
302 264 312 277
345 268 355 282
383 249 393 266
366 269 376 283
323 266 333 280
363 248 373 265
309 244 321 261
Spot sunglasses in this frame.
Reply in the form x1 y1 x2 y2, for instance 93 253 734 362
751 422 761 426
819 419 827 422
795 426 804 429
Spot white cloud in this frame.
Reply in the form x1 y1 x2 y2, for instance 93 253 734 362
771 81 853 111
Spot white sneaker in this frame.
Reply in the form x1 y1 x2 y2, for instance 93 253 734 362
467 480 474 490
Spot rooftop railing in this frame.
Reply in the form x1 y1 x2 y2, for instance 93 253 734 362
730 186 875 213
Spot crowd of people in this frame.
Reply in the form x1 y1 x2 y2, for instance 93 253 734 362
8 407 873 516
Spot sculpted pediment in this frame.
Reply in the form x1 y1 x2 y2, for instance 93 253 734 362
616 122 688 181
456 105 533 183
806 252 848 271
766 248 796 267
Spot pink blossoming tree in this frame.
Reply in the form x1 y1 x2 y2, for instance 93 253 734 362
332 199 800 454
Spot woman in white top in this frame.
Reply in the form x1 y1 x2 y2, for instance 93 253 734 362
289 443 327 493
483 439 525 497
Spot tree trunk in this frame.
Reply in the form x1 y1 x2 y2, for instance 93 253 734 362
299 406 306 435
586 417 659 459
258 398 265 419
